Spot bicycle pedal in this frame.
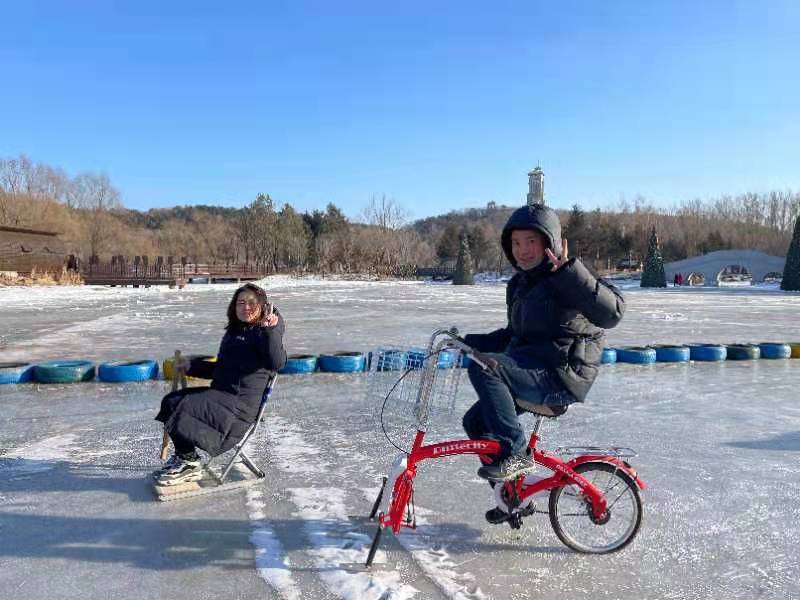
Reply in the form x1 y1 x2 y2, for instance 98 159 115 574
507 514 524 530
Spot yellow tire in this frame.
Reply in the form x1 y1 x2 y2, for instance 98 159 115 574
162 355 216 384
791 343 800 358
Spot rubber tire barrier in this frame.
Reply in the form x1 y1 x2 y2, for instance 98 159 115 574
689 344 727 362
652 345 690 363
33 360 95 384
318 352 367 373
616 346 657 365
279 354 318 374
162 355 215 381
791 343 800 359
436 349 458 369
406 348 458 369
0 362 33 385
759 343 791 359
373 349 408 371
725 344 760 360
98 360 159 382
601 348 617 364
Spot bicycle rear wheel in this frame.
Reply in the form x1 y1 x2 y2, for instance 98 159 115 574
548 462 642 554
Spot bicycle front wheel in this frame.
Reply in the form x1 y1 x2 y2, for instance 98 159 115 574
549 462 642 554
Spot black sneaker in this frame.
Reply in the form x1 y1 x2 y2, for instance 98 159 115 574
151 454 182 480
485 507 510 525
477 453 536 481
156 458 203 486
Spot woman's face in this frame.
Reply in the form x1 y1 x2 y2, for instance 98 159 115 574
235 290 262 323
511 229 548 270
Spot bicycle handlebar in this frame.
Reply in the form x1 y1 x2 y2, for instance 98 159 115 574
427 327 498 371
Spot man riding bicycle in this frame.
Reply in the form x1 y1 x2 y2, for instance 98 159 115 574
462 203 625 502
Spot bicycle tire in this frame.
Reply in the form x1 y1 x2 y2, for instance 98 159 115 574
549 461 643 554
725 344 760 360
759 343 791 359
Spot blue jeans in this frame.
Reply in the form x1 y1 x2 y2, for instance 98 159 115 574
462 353 575 459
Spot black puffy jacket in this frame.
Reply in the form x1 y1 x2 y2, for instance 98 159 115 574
158 314 287 456
466 205 624 402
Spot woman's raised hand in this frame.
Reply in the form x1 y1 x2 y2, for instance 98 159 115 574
261 303 279 327
545 239 569 271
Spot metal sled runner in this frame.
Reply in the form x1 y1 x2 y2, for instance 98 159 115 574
153 372 278 501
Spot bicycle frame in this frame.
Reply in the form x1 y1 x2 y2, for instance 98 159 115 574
377 418 645 536
364 328 647 567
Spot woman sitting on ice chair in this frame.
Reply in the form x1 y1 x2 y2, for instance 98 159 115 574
154 283 287 486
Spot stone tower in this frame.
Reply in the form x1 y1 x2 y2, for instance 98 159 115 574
527 165 544 206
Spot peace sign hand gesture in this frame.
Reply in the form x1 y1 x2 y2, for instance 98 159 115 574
261 303 279 328
545 239 570 272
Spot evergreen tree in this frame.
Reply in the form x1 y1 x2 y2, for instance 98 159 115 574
452 232 474 285
781 216 800 291
563 204 588 258
436 222 461 264
640 226 666 288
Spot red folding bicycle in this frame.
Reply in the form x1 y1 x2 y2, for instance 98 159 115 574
363 328 645 568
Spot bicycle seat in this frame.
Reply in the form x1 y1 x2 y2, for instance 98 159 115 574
514 399 568 417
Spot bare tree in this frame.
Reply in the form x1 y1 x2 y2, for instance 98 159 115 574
361 194 409 230
72 172 122 257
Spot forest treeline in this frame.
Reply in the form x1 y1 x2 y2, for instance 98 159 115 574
1 154 798 275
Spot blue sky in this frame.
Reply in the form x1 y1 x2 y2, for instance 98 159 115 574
2 1 798 220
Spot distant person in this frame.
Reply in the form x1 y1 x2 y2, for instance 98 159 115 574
461 203 625 521
154 283 287 485
673 273 682 286
66 254 80 272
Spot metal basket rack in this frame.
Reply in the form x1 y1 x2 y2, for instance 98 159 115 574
366 333 466 429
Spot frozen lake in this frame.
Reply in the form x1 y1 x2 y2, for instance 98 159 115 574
1 276 799 599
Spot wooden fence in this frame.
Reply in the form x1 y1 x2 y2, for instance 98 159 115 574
82 256 264 286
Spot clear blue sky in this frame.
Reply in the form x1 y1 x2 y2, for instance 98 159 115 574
2 1 798 220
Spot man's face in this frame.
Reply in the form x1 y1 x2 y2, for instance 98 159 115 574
511 229 548 270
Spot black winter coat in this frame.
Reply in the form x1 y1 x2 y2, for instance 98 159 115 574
466 205 625 402
156 313 287 456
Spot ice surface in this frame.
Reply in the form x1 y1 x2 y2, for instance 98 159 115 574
1 276 800 599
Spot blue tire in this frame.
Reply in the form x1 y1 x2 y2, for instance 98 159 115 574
600 348 617 364
725 344 760 360
0 362 34 385
653 345 690 363
279 354 318 374
616 346 657 364
759 343 791 359
406 347 458 369
318 352 366 373
98 360 159 382
33 360 96 383
374 349 408 371
436 349 458 369
405 348 427 369
689 344 727 362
